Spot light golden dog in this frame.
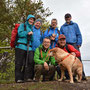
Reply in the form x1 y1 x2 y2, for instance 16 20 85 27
49 47 83 83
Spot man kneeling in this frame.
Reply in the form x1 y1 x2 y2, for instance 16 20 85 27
34 37 56 82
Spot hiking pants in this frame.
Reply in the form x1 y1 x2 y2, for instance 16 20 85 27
15 48 34 82
34 65 55 81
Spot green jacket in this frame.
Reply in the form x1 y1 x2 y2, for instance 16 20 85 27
34 45 56 65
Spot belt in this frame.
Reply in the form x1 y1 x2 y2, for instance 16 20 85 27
17 43 32 47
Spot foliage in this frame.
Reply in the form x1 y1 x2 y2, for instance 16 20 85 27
0 50 15 80
0 0 52 81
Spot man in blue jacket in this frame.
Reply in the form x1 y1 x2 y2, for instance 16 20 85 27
15 14 35 83
60 13 87 81
32 19 43 52
43 18 60 49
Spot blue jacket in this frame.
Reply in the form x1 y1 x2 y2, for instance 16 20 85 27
43 27 59 49
60 21 82 46
32 26 43 51
15 14 35 51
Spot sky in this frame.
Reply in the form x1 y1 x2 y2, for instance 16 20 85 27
42 0 90 60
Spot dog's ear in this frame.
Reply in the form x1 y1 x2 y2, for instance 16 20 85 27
49 48 57 53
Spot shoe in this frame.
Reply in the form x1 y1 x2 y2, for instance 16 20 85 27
82 77 87 81
26 79 33 82
74 78 77 82
16 80 24 83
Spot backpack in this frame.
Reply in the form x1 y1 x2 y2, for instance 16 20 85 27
10 24 20 48
10 23 26 48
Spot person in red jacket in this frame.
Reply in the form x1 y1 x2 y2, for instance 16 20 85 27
56 34 86 81
56 34 80 57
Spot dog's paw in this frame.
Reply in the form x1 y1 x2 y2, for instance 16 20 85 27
77 80 81 83
70 80 74 83
58 79 62 82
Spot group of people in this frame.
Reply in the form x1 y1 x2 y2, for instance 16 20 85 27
15 13 87 83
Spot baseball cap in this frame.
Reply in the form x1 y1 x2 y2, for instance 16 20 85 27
65 13 71 18
58 34 66 40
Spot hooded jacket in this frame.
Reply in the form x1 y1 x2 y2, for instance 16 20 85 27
15 14 35 51
32 26 43 51
34 44 56 65
60 21 82 46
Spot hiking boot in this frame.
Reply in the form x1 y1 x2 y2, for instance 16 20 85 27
82 77 87 81
26 79 33 82
16 80 24 83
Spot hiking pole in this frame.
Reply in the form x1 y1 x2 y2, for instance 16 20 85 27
25 34 32 68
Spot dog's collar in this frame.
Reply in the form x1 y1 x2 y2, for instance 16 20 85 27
58 54 77 65
61 54 71 62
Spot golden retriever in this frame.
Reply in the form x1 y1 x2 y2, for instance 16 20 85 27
49 47 83 83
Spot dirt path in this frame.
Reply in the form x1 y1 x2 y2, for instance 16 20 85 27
0 79 90 90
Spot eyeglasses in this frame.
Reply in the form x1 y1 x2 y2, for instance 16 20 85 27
43 41 50 44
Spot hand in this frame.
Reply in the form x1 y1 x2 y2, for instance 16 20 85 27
28 31 33 35
50 34 56 40
44 62 49 71
50 36 55 40
70 52 76 57
77 45 81 48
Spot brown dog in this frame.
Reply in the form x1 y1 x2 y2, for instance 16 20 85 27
49 47 83 83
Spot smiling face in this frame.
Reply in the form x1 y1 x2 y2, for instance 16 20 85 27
58 38 66 47
34 21 41 29
51 19 57 29
28 18 35 25
65 17 72 24
43 38 51 49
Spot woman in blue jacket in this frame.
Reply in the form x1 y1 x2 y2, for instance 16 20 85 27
32 19 43 52
15 14 35 83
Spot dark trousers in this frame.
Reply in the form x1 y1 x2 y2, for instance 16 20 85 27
34 65 55 81
15 48 34 82
56 65 69 79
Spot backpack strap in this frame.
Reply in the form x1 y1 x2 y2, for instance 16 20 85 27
24 23 26 31
48 26 51 34
57 30 60 35
48 26 60 35
65 44 70 53
40 30 43 36
39 47 50 62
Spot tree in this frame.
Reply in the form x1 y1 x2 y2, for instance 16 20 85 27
0 0 52 81
0 0 52 45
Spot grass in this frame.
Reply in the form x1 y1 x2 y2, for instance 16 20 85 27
0 81 63 90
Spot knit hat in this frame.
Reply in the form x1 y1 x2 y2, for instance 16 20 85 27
65 13 71 18
35 19 42 24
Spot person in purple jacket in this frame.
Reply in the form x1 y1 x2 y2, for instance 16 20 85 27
60 13 87 81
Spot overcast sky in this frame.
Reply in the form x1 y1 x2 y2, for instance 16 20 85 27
42 0 90 60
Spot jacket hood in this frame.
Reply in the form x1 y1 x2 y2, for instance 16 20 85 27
26 14 35 21
64 21 74 26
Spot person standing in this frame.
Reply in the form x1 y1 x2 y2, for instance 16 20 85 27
60 13 86 80
32 19 43 52
43 18 60 49
15 14 35 83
